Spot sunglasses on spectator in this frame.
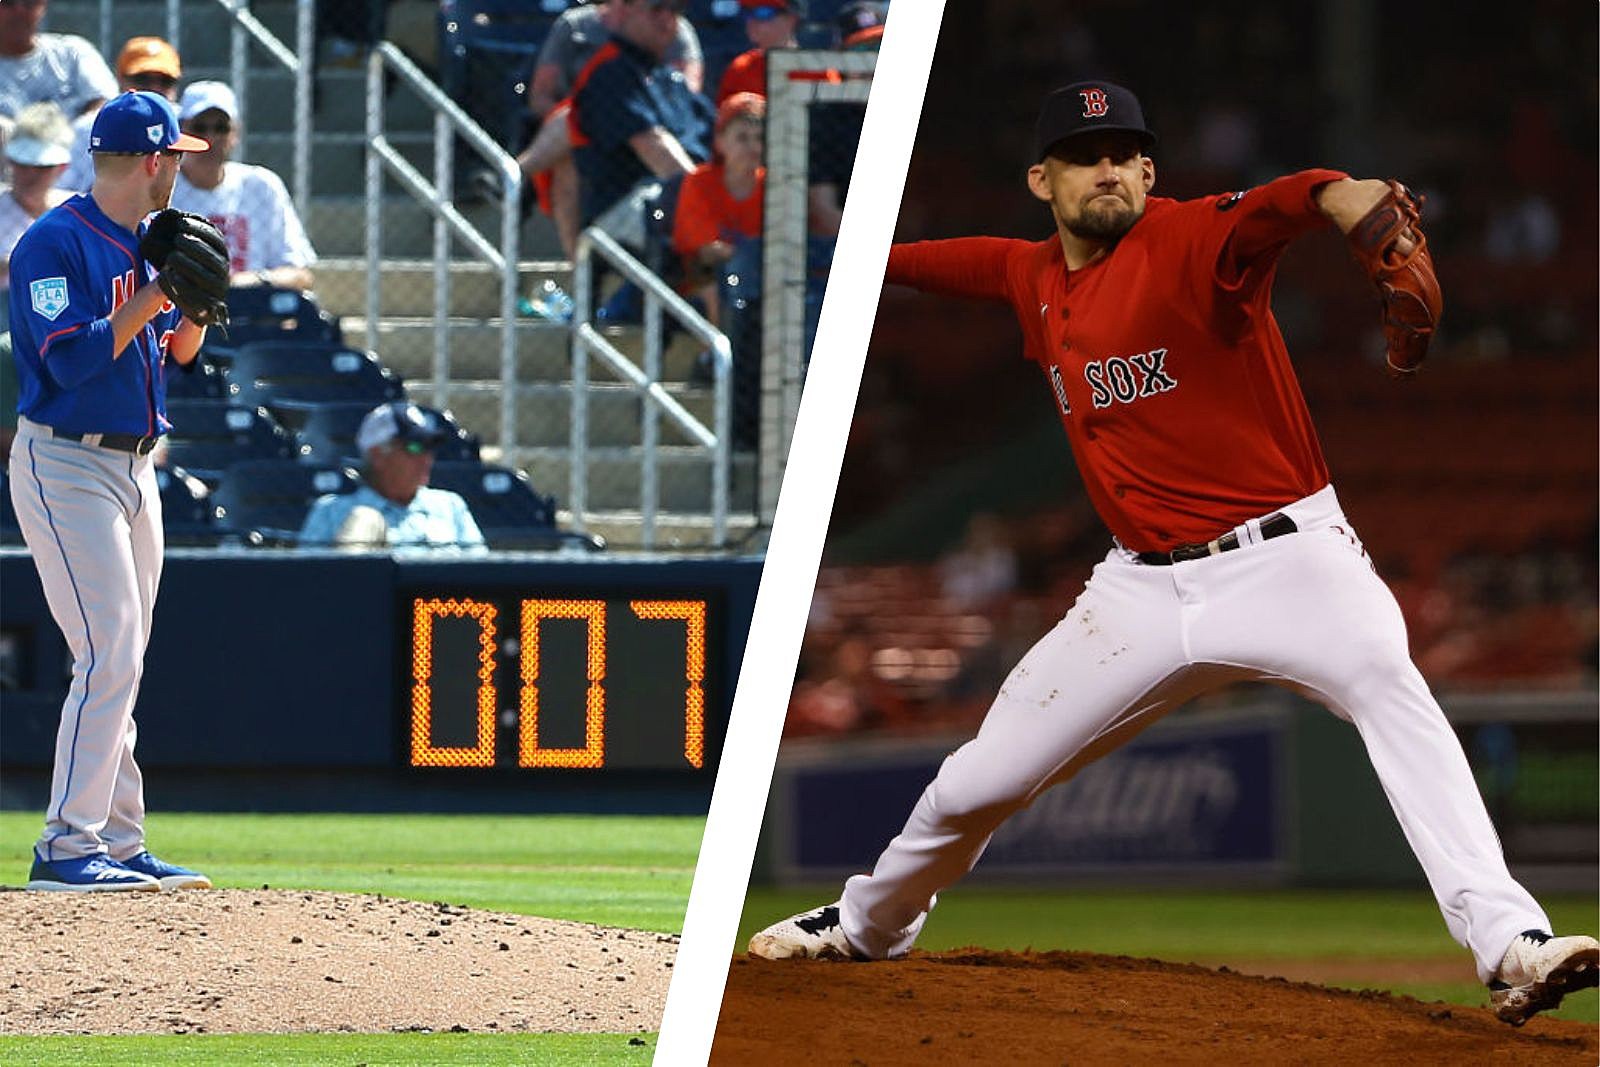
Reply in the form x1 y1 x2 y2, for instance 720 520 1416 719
185 119 232 137
395 440 436 455
127 73 178 93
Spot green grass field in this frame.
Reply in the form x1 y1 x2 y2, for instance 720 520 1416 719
0 811 703 1065
741 885 1600 1024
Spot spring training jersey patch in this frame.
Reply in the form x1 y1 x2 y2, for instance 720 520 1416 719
29 277 69 320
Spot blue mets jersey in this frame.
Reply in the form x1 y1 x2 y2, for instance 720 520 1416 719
8 193 182 437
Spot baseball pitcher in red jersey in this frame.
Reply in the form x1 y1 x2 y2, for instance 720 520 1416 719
748 82 1597 1025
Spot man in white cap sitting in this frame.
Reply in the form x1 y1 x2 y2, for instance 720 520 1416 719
299 401 486 551
168 79 316 292
1 101 72 323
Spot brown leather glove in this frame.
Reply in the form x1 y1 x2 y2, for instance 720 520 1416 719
1348 181 1442 379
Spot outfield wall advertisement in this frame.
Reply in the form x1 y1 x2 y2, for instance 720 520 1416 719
769 706 1293 884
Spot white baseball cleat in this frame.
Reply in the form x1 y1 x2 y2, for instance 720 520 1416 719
748 903 861 960
1488 930 1599 1025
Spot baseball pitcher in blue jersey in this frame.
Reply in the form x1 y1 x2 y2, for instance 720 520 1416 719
7 91 220 891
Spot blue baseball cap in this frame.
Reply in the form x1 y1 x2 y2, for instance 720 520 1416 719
89 91 210 154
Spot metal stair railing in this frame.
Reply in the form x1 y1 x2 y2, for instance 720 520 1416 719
364 41 522 459
572 227 732 549
148 0 315 221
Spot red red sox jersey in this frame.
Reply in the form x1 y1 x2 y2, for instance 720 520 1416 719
885 168 1350 553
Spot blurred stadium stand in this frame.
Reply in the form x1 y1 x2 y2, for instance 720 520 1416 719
162 399 300 485
156 466 220 547
796 0 1597 741
223 341 406 411
209 459 360 545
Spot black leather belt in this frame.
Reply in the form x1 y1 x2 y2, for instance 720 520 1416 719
1136 512 1298 566
52 429 161 456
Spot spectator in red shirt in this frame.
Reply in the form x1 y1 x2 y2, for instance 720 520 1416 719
673 92 764 326
716 0 804 103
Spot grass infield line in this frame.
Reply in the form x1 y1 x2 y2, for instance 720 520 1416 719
0 812 705 932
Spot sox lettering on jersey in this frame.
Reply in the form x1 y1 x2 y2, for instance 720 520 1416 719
1082 348 1176 409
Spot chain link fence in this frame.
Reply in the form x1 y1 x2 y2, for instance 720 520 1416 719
6 0 883 553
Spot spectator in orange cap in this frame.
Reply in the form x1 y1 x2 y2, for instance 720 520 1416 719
58 36 182 192
717 0 806 103
673 92 765 327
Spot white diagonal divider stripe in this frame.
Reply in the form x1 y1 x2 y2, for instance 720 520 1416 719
651 4 949 1064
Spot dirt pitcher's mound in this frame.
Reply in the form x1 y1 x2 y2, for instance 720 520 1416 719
0 889 676 1035
713 950 1599 1065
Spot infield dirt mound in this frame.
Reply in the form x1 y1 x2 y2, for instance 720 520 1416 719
0 889 675 1035
713 949 1598 1065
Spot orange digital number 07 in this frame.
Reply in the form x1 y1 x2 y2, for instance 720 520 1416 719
411 597 709 770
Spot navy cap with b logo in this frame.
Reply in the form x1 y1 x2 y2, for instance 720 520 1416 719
1034 81 1156 162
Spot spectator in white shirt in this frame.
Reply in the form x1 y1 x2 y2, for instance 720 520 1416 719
58 36 184 194
168 80 316 292
0 101 71 320
0 0 117 121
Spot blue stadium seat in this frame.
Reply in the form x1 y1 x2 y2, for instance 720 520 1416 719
155 465 217 546
222 286 342 347
163 399 299 484
295 402 482 466
164 357 228 400
429 461 601 551
211 459 359 546
224 341 404 413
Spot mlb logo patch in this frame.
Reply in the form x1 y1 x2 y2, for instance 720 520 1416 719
29 277 69 322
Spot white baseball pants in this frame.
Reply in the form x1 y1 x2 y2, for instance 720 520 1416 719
837 484 1548 983
9 417 160 862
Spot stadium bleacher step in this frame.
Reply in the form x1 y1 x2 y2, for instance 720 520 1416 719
307 197 563 260
404 380 721 449
317 257 571 321
576 511 766 552
46 1 281 55
514 447 759 514
342 316 708 383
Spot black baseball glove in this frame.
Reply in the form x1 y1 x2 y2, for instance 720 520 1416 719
141 209 231 329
